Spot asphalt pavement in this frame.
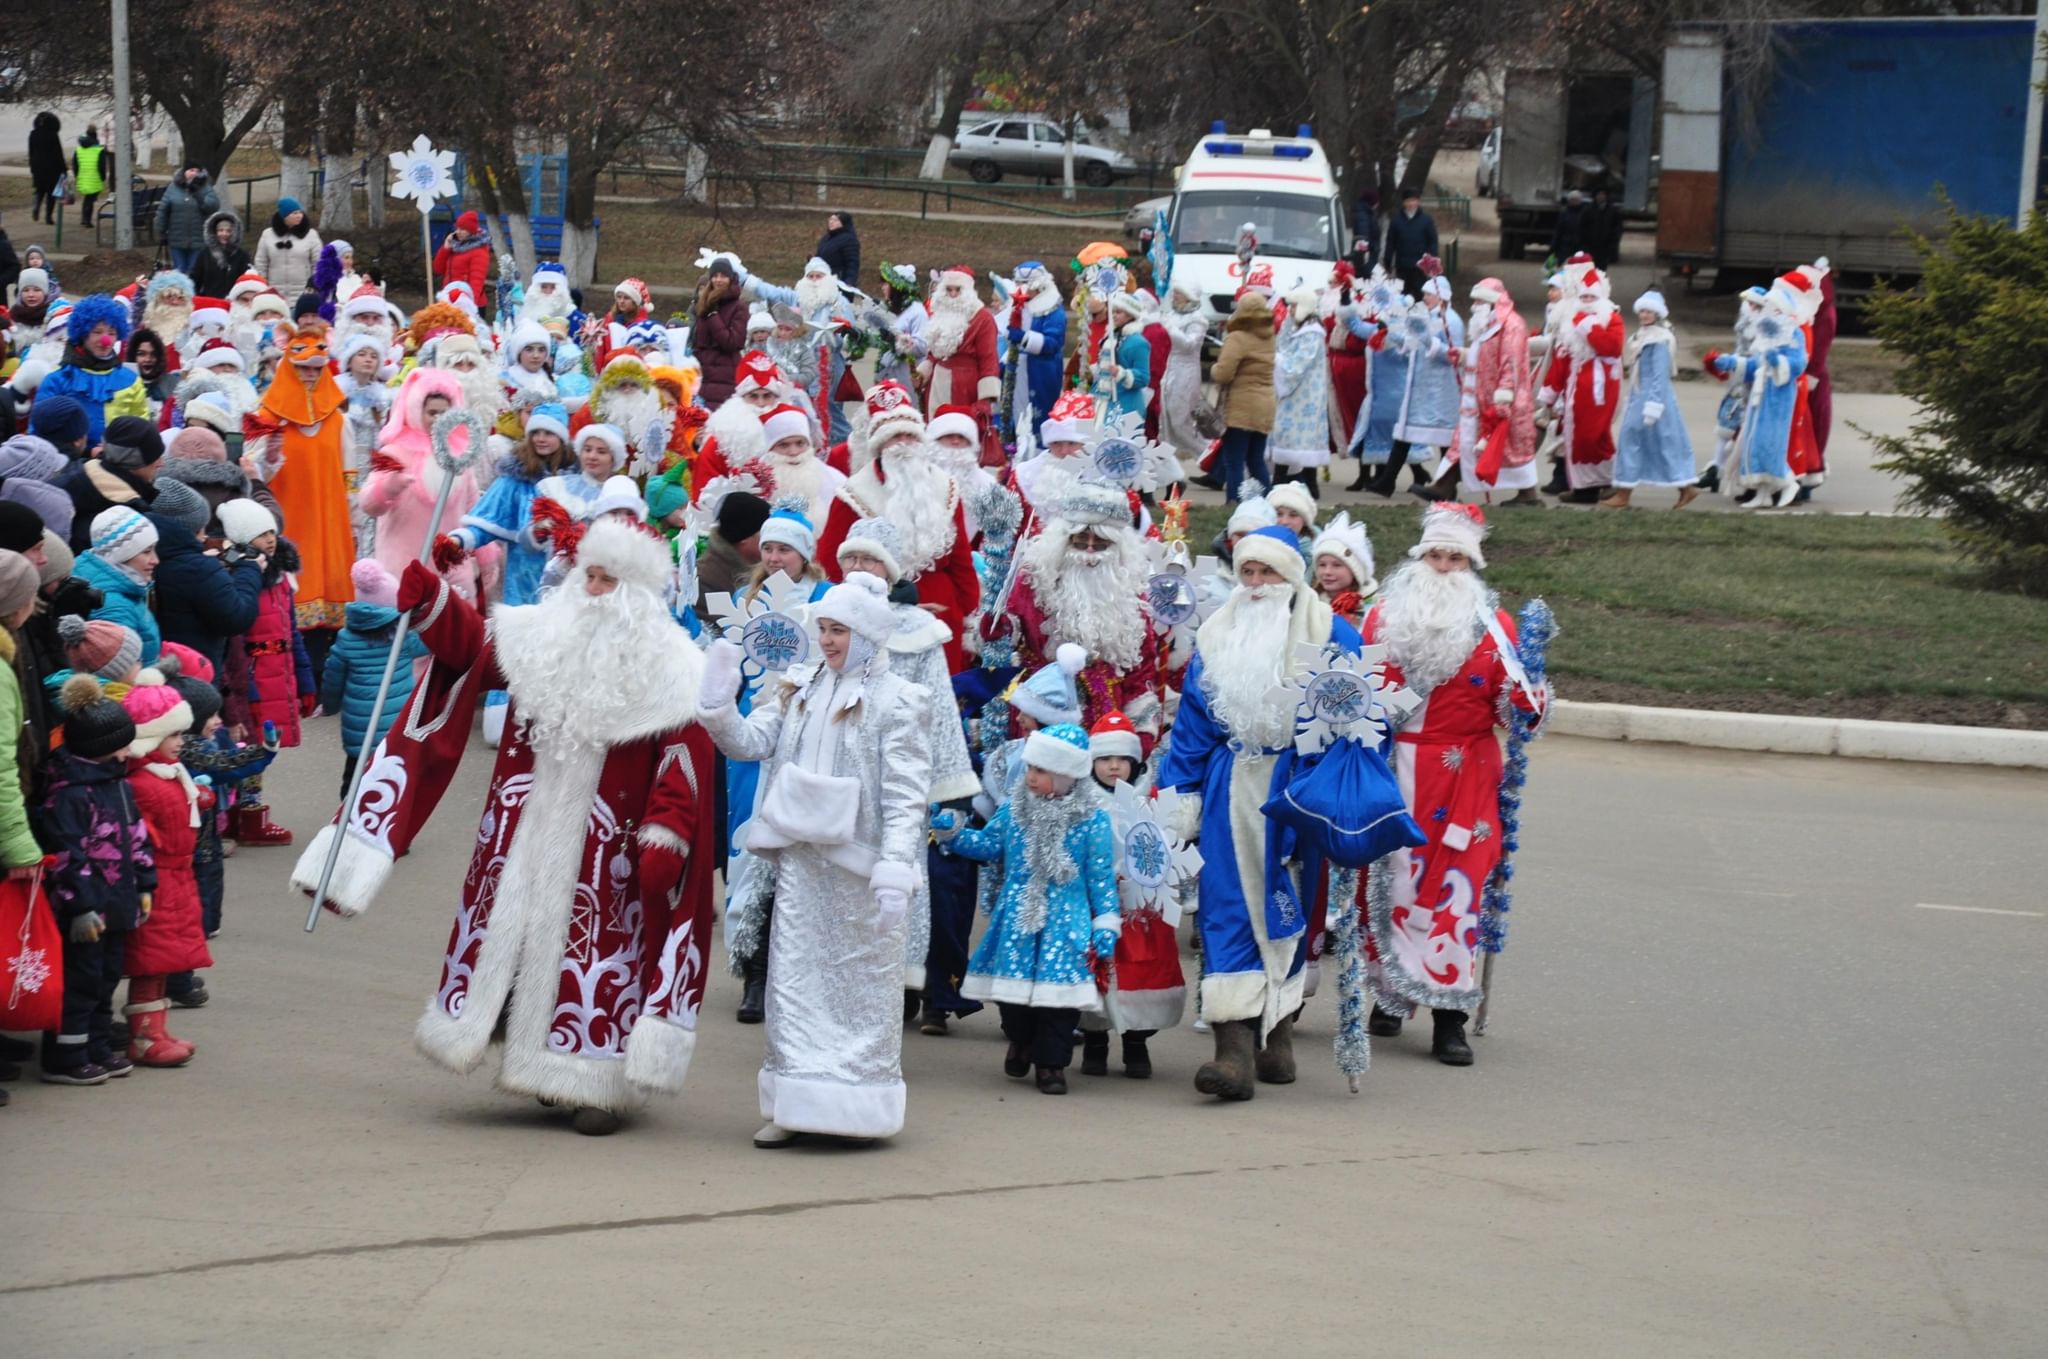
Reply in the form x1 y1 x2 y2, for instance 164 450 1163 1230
2 719 2041 1356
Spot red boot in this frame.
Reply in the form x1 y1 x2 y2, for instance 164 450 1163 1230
234 803 294 847
125 976 196 1067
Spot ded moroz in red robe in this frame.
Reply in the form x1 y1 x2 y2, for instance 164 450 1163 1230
289 559 719 1115
1538 301 1624 490
817 457 983 672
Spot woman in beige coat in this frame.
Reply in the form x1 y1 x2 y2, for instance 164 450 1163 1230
1209 291 1276 502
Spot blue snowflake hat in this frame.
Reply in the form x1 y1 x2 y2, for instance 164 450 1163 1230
1022 721 1093 781
758 504 817 563
1008 642 1088 727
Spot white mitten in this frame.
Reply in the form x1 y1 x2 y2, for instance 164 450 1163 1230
701 638 743 710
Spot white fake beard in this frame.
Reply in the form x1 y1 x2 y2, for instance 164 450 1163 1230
1198 589 1297 751
704 395 767 465
925 291 981 359
145 300 193 343
769 447 824 512
440 362 505 421
599 387 663 444
522 288 571 324
795 275 839 318
1023 531 1147 669
499 580 688 753
1377 559 1490 697
878 443 957 573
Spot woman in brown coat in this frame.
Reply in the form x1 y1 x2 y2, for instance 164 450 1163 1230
1210 291 1276 502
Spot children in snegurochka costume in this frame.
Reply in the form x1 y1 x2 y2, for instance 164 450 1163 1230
1076 710 1186 1079
499 318 560 432
1094 290 1152 436
933 722 1120 1095
1267 287 1333 487
975 642 1088 822
1603 291 1700 511
1396 274 1468 500
1704 277 1809 509
1341 269 1413 493
697 571 933 1147
1700 287 1766 495
1155 523 1361 1100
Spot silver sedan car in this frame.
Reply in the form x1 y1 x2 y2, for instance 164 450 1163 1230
949 117 1138 186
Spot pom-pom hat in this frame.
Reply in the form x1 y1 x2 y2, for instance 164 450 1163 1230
759 506 816 561
812 569 896 644
1023 722 1094 782
58 675 137 760
351 559 398 608
1009 642 1087 726
121 674 194 756
59 615 142 681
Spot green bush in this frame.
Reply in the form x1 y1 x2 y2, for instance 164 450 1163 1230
1866 202 2048 594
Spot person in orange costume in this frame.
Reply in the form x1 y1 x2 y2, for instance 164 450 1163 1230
244 319 352 641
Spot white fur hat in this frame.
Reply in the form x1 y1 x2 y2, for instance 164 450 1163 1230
1311 511 1377 596
812 570 896 644
1226 489 1277 538
927 408 980 446
591 475 647 522
574 514 670 593
1632 290 1669 319
575 423 628 470
837 516 905 584
1022 723 1093 781
1408 503 1488 570
1231 525 1308 589
507 319 552 358
217 497 277 546
1264 481 1318 531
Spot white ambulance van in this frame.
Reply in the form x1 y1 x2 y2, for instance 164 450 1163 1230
1164 123 1350 318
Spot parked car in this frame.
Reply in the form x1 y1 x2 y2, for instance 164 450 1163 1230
1124 194 1171 238
949 116 1139 186
1475 127 1501 197
1443 100 1498 149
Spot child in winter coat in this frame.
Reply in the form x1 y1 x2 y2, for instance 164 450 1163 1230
1604 290 1700 511
118 673 208 1065
169 654 275 954
217 497 309 847
1075 712 1186 1079
35 676 154 1085
47 615 144 703
318 559 429 795
936 723 1121 1094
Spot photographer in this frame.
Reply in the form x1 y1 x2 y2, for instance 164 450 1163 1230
154 162 221 278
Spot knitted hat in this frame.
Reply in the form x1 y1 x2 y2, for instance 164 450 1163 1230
157 641 213 683
760 403 811 448
837 516 904 584
351 558 398 608
1226 490 1277 538
1265 481 1318 531
277 196 304 216
168 672 223 733
28 395 89 448
591 476 647 522
1088 710 1143 764
217 497 277 546
1233 525 1308 588
758 506 816 561
1408 502 1487 570
163 425 236 477
613 277 649 309
182 392 240 434
0 549 39 618
525 403 570 445
812 570 896 645
0 501 43 552
90 507 159 562
56 675 137 761
574 423 627 472
1310 511 1377 597
15 267 49 296
148 479 212 539
2 479 72 539
37 531 72 588
715 490 770 543
1023 722 1093 781
1009 643 1087 726
122 674 194 755
59 615 143 682
863 380 924 447
455 210 481 234
99 415 165 469
626 319 667 352
0 434 67 483
927 405 980 446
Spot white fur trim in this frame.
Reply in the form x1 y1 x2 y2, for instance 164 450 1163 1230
288 823 394 918
961 972 1104 1011
623 1014 698 1094
1642 400 1664 423
1491 387 1513 406
1231 534 1308 588
638 823 689 856
1089 728 1143 762
975 375 1001 401
760 407 810 447
758 1066 905 1138
1090 912 1123 933
1023 729 1093 781
1105 984 1185 1031
869 859 917 896
926 410 979 445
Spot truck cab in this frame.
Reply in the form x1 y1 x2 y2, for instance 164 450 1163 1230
1166 124 1349 318
1496 66 1657 259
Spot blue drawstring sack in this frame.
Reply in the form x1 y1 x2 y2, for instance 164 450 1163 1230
1263 736 1424 868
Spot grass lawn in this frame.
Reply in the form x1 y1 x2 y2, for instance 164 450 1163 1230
1186 503 2048 730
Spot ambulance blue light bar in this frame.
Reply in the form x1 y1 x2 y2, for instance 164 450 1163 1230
1202 141 1314 159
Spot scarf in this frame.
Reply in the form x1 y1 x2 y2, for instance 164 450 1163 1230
140 757 202 827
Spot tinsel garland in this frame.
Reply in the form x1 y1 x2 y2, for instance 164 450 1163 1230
1325 865 1369 1093
1478 598 1554 955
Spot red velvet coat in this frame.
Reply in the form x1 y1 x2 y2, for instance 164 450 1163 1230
990 573 1164 751
818 461 981 672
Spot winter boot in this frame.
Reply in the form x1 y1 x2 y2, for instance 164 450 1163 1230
234 803 294 847
918 1003 950 1036
1121 1032 1153 1079
124 977 196 1067
1255 1016 1298 1084
1413 462 1460 503
168 979 210 1009
735 950 767 1025
1035 1066 1069 1095
1431 1009 1474 1066
571 1106 622 1136
1368 1005 1404 1037
1500 488 1547 508
1080 1030 1111 1077
1346 462 1373 492
1003 1042 1031 1079
1542 460 1568 495
1193 1020 1256 1101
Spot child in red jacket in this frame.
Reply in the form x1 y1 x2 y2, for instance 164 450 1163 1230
218 498 311 847
119 673 209 1067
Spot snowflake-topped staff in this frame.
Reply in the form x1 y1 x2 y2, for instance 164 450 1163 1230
388 135 457 303
1474 597 1557 1037
1143 541 1223 679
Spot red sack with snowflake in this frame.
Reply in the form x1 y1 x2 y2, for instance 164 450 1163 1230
0 859 62 1031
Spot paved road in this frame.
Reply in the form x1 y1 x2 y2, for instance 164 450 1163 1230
3 721 2041 1355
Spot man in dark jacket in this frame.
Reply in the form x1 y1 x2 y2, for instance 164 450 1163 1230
1348 189 1380 275
1550 190 1588 265
145 480 261 674
692 261 750 406
1586 188 1624 270
693 490 767 611
28 112 66 226
154 164 221 276
60 415 161 552
816 211 860 285
1384 187 1439 298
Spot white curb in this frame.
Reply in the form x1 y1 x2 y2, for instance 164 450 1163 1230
1550 700 2048 770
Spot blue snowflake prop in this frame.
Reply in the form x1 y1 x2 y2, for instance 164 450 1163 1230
1478 598 1555 955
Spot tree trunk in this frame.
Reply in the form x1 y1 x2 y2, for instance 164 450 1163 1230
560 222 600 290
1062 114 1077 201
1400 65 1473 205
320 90 357 231
361 104 386 229
561 155 602 288
278 81 319 212
920 62 978 181
683 143 709 205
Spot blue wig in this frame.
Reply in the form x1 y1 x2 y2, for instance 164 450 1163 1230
67 293 133 347
144 270 196 308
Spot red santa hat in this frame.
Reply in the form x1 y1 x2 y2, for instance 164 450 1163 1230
187 297 230 329
759 403 811 448
1039 389 1095 446
1409 502 1488 570
227 272 269 301
733 350 781 395
1774 269 1821 323
1087 710 1144 764
863 380 925 446
192 337 245 371
341 285 389 321
613 277 650 309
938 264 977 292
927 404 980 446
1238 262 1276 299
1574 267 1608 304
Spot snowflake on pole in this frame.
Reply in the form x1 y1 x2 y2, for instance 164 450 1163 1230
1105 782 1202 927
1284 641 1418 757
703 568 816 678
387 136 456 213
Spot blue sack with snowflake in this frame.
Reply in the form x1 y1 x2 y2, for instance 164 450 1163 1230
1263 736 1424 869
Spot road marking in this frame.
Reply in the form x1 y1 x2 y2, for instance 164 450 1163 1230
1913 903 2043 919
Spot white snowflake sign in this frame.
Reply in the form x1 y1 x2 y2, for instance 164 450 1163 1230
387 136 457 214
1106 782 1202 928
1285 642 1418 756
704 569 817 675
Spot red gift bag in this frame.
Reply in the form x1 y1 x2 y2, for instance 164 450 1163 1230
1474 415 1513 485
1 859 62 1032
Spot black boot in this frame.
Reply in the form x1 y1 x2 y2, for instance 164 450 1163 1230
1080 1030 1110 1077
1431 1009 1474 1066
1368 1005 1403 1037
1121 1032 1153 1079
1697 465 1720 493
736 950 767 1025
1346 462 1372 492
1542 461 1568 495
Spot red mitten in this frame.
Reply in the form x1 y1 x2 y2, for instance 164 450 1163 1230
676 405 709 431
299 692 317 718
397 559 440 615
1702 349 1724 378
638 840 686 904
431 534 468 573
369 450 409 476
